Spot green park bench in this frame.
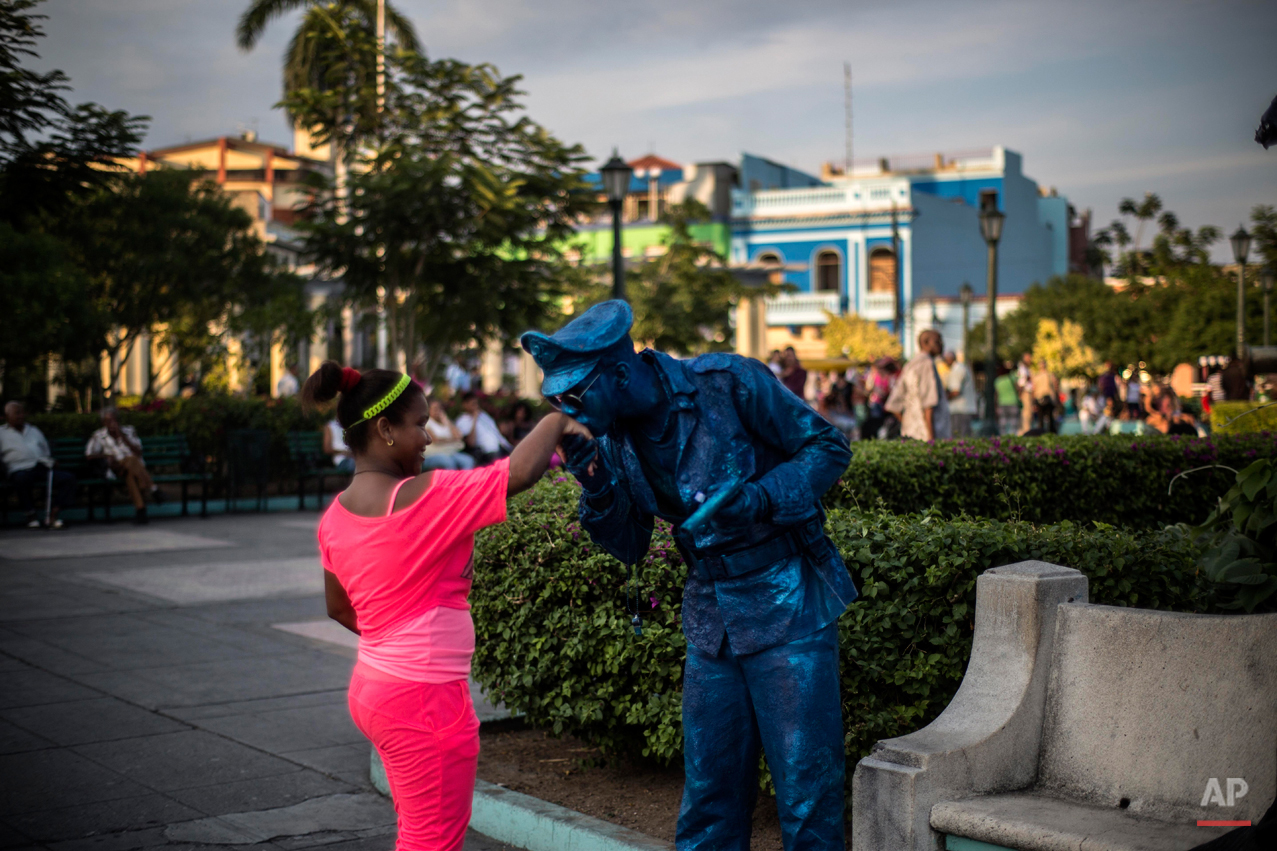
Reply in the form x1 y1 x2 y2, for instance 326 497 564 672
140 434 210 518
287 430 350 511
3 433 208 524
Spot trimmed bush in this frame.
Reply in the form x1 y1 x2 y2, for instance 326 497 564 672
470 477 1209 781
830 433 1277 528
1211 400 1277 435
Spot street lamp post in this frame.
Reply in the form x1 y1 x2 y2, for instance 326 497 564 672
891 202 902 338
600 151 634 301
1231 226 1252 357
979 196 1005 436
1263 267 1274 348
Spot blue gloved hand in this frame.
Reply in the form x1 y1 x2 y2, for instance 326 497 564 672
709 481 770 532
560 433 611 497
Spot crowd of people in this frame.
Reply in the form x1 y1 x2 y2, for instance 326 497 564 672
768 336 1217 441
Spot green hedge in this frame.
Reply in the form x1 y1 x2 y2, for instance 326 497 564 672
471 478 1209 782
30 396 325 479
1210 400 1277 435
831 434 1277 528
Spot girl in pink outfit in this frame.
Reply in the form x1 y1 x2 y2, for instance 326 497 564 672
303 362 591 850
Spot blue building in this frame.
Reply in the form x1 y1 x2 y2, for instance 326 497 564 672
730 147 1081 358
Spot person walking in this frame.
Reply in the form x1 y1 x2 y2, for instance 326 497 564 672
1031 360 1060 434
306 362 590 851
0 401 75 529
994 363 1021 436
886 330 951 442
942 351 976 437
85 408 163 524
1124 373 1144 418
1016 352 1035 434
780 347 808 399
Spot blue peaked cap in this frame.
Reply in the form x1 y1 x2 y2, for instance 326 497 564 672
520 300 634 397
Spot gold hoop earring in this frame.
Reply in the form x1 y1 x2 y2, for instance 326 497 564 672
387 438 394 447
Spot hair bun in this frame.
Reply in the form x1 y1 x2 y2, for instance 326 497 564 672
340 367 361 393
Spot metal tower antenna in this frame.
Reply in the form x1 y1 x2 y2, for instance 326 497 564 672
844 61 853 175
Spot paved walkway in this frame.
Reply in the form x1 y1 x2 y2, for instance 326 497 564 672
0 512 520 850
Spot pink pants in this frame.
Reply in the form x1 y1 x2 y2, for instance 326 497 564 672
348 666 480 850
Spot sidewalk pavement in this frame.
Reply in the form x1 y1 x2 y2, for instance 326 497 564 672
0 512 522 850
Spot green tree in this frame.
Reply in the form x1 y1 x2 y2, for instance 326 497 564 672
565 202 778 356
64 169 309 398
0 0 147 407
1250 204 1277 274
626 202 762 354
237 0 419 159
823 311 902 363
298 51 595 381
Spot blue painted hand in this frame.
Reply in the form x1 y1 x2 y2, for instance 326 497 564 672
708 481 770 532
560 432 610 497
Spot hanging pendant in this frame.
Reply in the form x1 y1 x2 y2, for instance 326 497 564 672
631 614 643 636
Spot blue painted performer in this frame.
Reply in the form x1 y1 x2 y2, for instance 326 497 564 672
521 301 857 850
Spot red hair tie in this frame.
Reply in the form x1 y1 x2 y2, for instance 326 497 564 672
339 367 362 393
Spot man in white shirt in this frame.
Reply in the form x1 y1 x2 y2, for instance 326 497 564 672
886 330 951 442
0 401 75 528
85 408 161 523
455 392 512 465
276 364 300 398
943 351 977 437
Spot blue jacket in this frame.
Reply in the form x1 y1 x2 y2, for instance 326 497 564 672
579 350 858 656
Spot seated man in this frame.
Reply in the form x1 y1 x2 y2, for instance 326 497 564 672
455 392 511 466
85 407 163 524
0 401 75 529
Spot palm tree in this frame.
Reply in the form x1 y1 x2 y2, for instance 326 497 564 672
236 0 419 123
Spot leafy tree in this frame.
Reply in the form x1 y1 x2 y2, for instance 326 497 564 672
64 169 308 398
564 202 778 357
0 1 146 228
823 311 902 362
1031 318 1099 378
236 0 418 156
1250 205 1277 273
297 51 595 381
0 0 147 406
625 202 761 355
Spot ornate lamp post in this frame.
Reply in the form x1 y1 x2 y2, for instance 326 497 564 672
600 151 634 301
1231 226 1252 356
979 197 1005 436
1263 267 1274 348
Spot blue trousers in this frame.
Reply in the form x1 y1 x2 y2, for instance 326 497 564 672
676 621 845 851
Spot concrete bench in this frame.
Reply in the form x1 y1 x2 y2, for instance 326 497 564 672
851 561 1277 851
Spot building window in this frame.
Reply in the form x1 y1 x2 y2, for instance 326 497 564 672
815 250 841 293
756 251 782 268
869 248 897 294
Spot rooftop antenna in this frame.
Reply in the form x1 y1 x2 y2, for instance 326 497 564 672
843 61 853 175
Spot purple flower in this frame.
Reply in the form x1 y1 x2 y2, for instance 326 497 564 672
649 595 660 609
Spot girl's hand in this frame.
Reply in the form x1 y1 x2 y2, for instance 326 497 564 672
557 418 597 478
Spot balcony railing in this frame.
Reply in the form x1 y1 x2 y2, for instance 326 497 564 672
764 292 841 326
733 179 911 219
862 292 897 314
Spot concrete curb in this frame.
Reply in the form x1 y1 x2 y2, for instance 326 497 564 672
371 750 673 851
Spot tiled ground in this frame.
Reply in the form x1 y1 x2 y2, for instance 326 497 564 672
0 513 518 850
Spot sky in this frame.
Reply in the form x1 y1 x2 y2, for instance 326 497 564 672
37 0 1277 261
